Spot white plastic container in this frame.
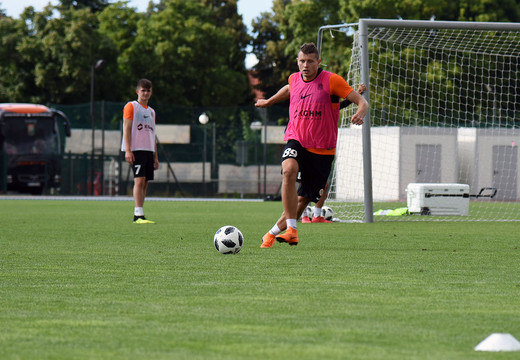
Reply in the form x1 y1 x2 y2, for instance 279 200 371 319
406 183 470 216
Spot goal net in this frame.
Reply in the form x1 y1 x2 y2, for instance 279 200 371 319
323 20 520 222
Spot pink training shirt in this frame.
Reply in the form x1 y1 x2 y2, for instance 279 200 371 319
285 70 353 150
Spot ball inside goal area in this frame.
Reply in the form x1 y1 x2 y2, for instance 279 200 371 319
305 205 314 219
321 206 334 221
214 225 243 254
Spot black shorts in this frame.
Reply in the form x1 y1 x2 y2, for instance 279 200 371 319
281 139 334 203
132 151 155 181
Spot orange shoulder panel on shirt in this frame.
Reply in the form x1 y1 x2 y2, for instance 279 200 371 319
123 102 134 120
329 73 353 99
288 73 296 90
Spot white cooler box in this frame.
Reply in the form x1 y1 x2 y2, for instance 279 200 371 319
406 183 470 216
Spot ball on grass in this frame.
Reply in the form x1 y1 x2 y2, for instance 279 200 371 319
214 225 243 254
321 206 334 221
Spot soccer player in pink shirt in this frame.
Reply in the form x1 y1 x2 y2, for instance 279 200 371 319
255 43 368 247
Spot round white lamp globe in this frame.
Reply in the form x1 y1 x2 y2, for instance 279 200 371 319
199 113 209 125
250 121 262 131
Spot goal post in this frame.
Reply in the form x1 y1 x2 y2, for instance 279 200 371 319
318 19 520 222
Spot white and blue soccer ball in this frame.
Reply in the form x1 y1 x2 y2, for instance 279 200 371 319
305 205 314 219
321 206 334 221
214 225 243 254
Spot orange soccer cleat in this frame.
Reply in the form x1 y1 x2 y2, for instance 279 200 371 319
311 216 332 223
275 227 299 246
260 232 276 248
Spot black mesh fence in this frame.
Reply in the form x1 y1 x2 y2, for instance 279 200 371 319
34 101 290 197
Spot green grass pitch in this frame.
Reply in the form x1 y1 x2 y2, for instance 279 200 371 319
1 199 519 359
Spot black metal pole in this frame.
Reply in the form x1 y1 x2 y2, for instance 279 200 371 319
212 122 216 194
90 64 95 196
255 132 260 195
101 100 105 195
263 108 267 198
202 125 207 196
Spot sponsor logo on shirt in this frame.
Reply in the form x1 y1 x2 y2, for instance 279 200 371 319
293 108 322 120
137 123 154 131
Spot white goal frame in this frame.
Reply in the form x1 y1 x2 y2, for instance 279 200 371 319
317 19 520 222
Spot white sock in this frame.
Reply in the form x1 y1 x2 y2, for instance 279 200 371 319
314 207 322 218
134 207 144 216
269 224 281 236
286 219 297 230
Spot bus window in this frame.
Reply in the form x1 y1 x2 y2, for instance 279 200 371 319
4 117 59 155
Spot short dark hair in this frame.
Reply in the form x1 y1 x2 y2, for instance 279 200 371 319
299 43 320 58
137 78 152 90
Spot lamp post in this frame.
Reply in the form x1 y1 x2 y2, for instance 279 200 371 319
211 122 216 193
250 121 262 196
262 108 268 198
90 59 105 195
199 112 209 196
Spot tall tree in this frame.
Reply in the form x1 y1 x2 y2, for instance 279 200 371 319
251 0 520 98
123 0 250 106
281 0 348 77
251 0 349 98
250 0 294 99
201 0 250 75
0 13 29 102
339 0 520 23
97 1 143 99
58 0 109 13
14 6 117 104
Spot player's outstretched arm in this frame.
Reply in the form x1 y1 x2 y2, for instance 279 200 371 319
348 91 369 125
255 84 290 108
340 83 367 109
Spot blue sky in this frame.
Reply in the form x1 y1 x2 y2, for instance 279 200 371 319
1 0 272 28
